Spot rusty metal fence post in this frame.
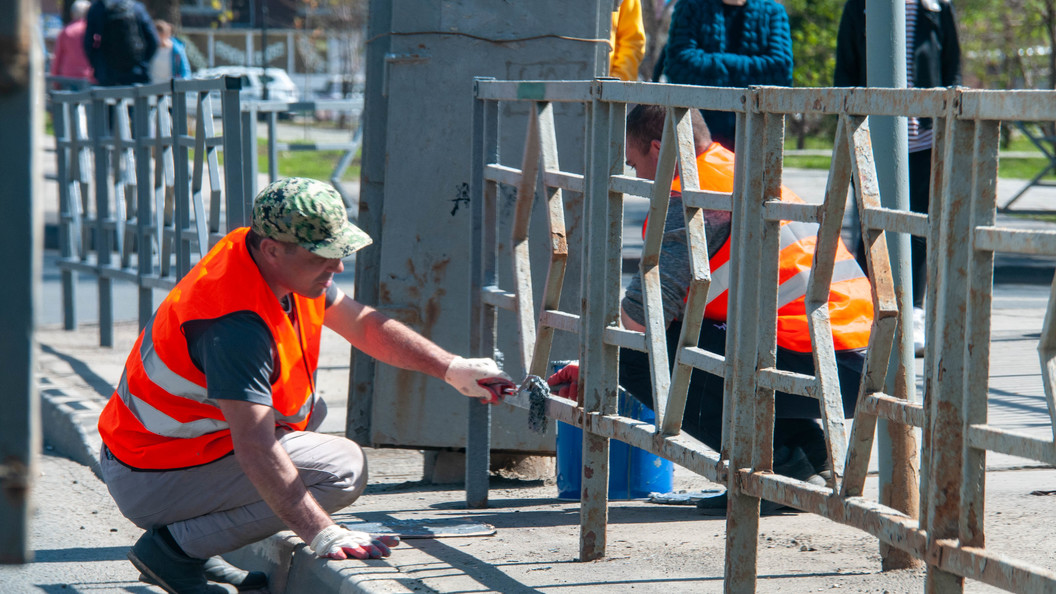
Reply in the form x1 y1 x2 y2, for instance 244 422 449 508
723 95 773 593
0 0 42 563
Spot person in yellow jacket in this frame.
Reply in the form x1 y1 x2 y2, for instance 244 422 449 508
98 177 511 593
549 105 872 516
610 0 646 81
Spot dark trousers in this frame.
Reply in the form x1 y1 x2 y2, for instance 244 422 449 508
908 149 932 309
618 318 865 474
855 148 931 309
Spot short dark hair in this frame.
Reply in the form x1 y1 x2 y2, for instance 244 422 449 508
246 228 297 254
626 104 712 154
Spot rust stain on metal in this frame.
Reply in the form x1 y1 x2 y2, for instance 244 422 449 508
378 282 392 306
1 458 30 504
551 231 568 253
581 531 599 560
583 466 594 479
392 256 451 338
0 27 31 94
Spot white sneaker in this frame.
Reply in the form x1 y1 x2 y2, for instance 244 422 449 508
913 307 926 357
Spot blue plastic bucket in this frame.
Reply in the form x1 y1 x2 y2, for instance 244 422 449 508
555 389 674 500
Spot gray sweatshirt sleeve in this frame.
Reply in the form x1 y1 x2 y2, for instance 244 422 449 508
622 197 732 327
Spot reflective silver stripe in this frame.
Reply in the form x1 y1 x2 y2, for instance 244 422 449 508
116 371 229 438
275 392 316 425
705 261 731 306
703 223 862 311
133 313 317 434
781 222 818 249
704 222 816 308
776 258 867 309
139 317 209 402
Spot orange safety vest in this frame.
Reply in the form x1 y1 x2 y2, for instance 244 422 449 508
650 143 873 353
98 227 327 470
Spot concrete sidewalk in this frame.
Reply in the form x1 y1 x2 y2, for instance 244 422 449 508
24 312 1056 593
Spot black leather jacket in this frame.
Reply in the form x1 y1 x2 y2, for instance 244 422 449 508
833 0 962 127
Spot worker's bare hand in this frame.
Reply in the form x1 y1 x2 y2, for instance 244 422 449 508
310 525 400 560
547 363 578 401
445 356 512 404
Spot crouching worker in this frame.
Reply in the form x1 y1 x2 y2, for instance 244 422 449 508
549 105 872 516
98 178 509 593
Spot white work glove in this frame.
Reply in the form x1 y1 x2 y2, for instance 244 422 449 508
444 356 514 404
310 524 399 560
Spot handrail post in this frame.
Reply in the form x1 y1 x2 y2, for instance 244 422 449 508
134 87 154 329
221 75 247 229
578 80 618 562
0 0 42 560
924 95 972 594
466 77 498 508
723 92 765 594
864 1 921 571
90 91 114 347
52 96 79 330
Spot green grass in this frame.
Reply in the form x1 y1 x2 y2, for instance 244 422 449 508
1011 213 1056 223
785 154 1055 180
991 158 1055 180
784 155 833 170
210 140 361 182
783 137 1055 180
263 141 361 182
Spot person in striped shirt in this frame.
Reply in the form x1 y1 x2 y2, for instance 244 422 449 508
834 0 963 356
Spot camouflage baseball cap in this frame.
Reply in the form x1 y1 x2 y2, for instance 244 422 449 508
251 177 372 258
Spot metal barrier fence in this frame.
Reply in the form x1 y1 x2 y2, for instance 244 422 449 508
242 98 363 207
468 78 1056 593
49 76 247 346
48 77 364 346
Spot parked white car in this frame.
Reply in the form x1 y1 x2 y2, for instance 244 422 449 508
193 66 301 107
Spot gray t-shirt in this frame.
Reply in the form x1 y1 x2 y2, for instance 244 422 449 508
182 283 338 406
621 195 732 326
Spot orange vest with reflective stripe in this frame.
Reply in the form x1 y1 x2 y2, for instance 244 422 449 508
98 227 327 469
654 143 872 353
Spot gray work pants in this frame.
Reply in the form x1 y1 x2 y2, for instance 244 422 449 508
100 416 367 559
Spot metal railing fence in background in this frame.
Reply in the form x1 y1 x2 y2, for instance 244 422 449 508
48 76 245 346
241 97 364 209
469 78 1056 593
48 77 364 346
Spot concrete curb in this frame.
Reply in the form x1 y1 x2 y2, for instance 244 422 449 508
231 532 420 591
227 533 419 594
39 378 103 480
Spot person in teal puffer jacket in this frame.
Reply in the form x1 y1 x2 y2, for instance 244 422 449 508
661 0 793 150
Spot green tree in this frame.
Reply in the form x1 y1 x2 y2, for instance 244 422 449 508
783 0 843 147
958 0 1056 90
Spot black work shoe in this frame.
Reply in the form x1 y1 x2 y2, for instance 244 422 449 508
774 446 821 484
128 528 235 594
203 556 269 592
695 492 791 516
140 556 268 593
697 447 822 516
